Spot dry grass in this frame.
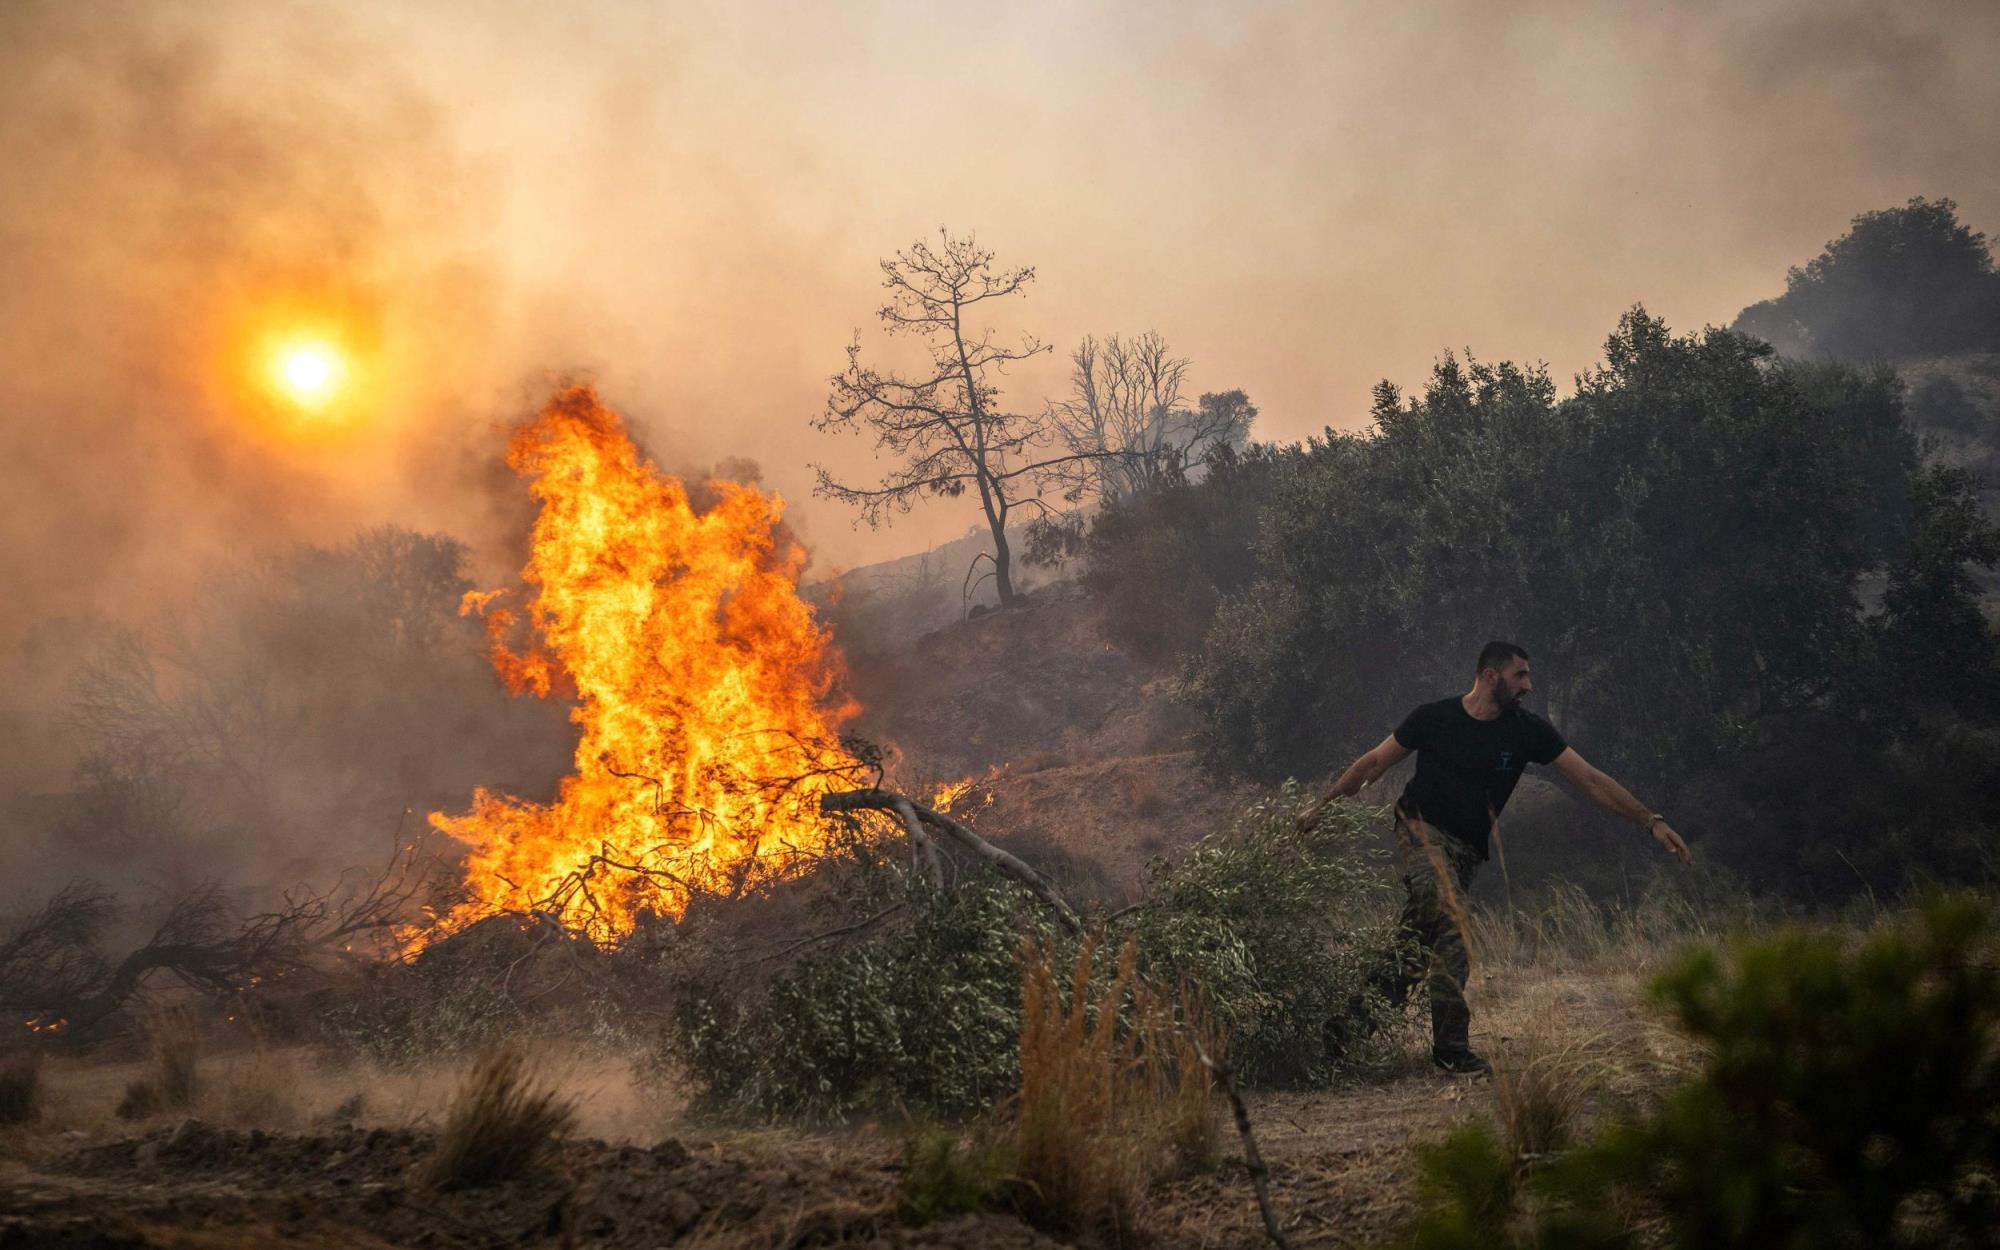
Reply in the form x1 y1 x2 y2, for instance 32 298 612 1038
1477 960 1708 1169
0 1049 43 1125
1475 868 1762 975
1014 937 1218 1246
1492 1028 1603 1161
416 1044 578 1190
211 1045 309 1130
117 1007 201 1120
1118 773 1168 820
1016 938 1150 1243
1154 991 1221 1174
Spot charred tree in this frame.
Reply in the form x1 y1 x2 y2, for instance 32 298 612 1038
813 230 1108 609
0 845 431 1039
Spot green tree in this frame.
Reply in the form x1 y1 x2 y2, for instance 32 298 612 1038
1180 310 2000 893
1186 310 1925 792
1082 440 1293 662
1733 196 2000 360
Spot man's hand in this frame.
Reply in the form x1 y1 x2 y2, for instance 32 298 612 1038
1301 735 1411 830
1650 818 1693 865
1553 749 1694 866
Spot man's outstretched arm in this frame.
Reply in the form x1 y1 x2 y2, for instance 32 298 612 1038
1297 734 1410 829
1550 748 1692 864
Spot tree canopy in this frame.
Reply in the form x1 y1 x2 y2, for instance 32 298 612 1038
1733 196 2000 361
1159 309 2000 893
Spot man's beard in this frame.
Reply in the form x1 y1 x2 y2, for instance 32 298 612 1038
1496 685 1524 711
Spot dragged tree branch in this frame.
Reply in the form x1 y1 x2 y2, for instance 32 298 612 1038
820 787 1080 932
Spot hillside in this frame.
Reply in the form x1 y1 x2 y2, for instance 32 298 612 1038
842 583 1250 901
837 581 1665 908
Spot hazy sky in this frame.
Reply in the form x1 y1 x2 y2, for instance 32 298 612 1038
4 0 1998 619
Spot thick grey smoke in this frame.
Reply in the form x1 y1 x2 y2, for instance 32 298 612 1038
2 0 1997 897
0 4 576 897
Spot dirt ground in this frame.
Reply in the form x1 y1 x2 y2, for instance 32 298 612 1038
0 960 1676 1249
0 1070 1468 1250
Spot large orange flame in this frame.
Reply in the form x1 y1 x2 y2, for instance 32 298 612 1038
423 386 859 944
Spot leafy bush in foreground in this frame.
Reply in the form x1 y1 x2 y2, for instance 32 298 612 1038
672 877 1041 1120
1385 895 2000 1249
1119 782 1399 1084
671 783 1398 1119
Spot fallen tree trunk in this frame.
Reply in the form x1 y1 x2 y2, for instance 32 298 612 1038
820 787 1081 933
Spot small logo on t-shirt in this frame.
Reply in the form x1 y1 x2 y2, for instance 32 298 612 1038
1497 751 1515 772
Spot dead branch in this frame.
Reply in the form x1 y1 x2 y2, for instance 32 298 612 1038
0 839 440 1037
0 883 113 1016
819 787 1080 933
888 796 946 888
751 902 910 967
1191 1035 1293 1250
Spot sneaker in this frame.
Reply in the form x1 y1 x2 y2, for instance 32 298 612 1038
1431 1047 1492 1077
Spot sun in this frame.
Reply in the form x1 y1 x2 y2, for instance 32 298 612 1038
270 340 345 408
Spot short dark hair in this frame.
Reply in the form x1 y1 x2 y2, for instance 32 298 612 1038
1476 640 1529 675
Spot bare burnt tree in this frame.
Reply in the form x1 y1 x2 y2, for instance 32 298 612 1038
0 842 434 1037
1048 332 1257 504
814 230 1104 609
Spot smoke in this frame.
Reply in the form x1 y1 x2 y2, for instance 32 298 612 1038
2 0 1997 896
0 4 584 905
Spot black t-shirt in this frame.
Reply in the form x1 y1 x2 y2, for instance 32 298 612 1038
1393 697 1568 858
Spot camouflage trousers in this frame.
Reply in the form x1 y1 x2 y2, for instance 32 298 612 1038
1383 805 1482 1055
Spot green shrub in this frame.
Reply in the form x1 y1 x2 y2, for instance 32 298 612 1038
671 783 1396 1120
1384 895 2000 1249
672 877 1046 1120
899 1125 1016 1224
1118 782 1399 1084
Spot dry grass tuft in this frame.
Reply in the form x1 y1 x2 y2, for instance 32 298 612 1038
0 1049 43 1125
1476 869 1761 975
118 1008 201 1120
1016 938 1148 1243
1153 991 1221 1175
1118 773 1168 820
417 1045 578 1190
212 1046 308 1130
1014 937 1217 1246
152 1009 201 1110
1493 1032 1600 1161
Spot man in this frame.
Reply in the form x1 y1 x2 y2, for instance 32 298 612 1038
1297 641 1692 1075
